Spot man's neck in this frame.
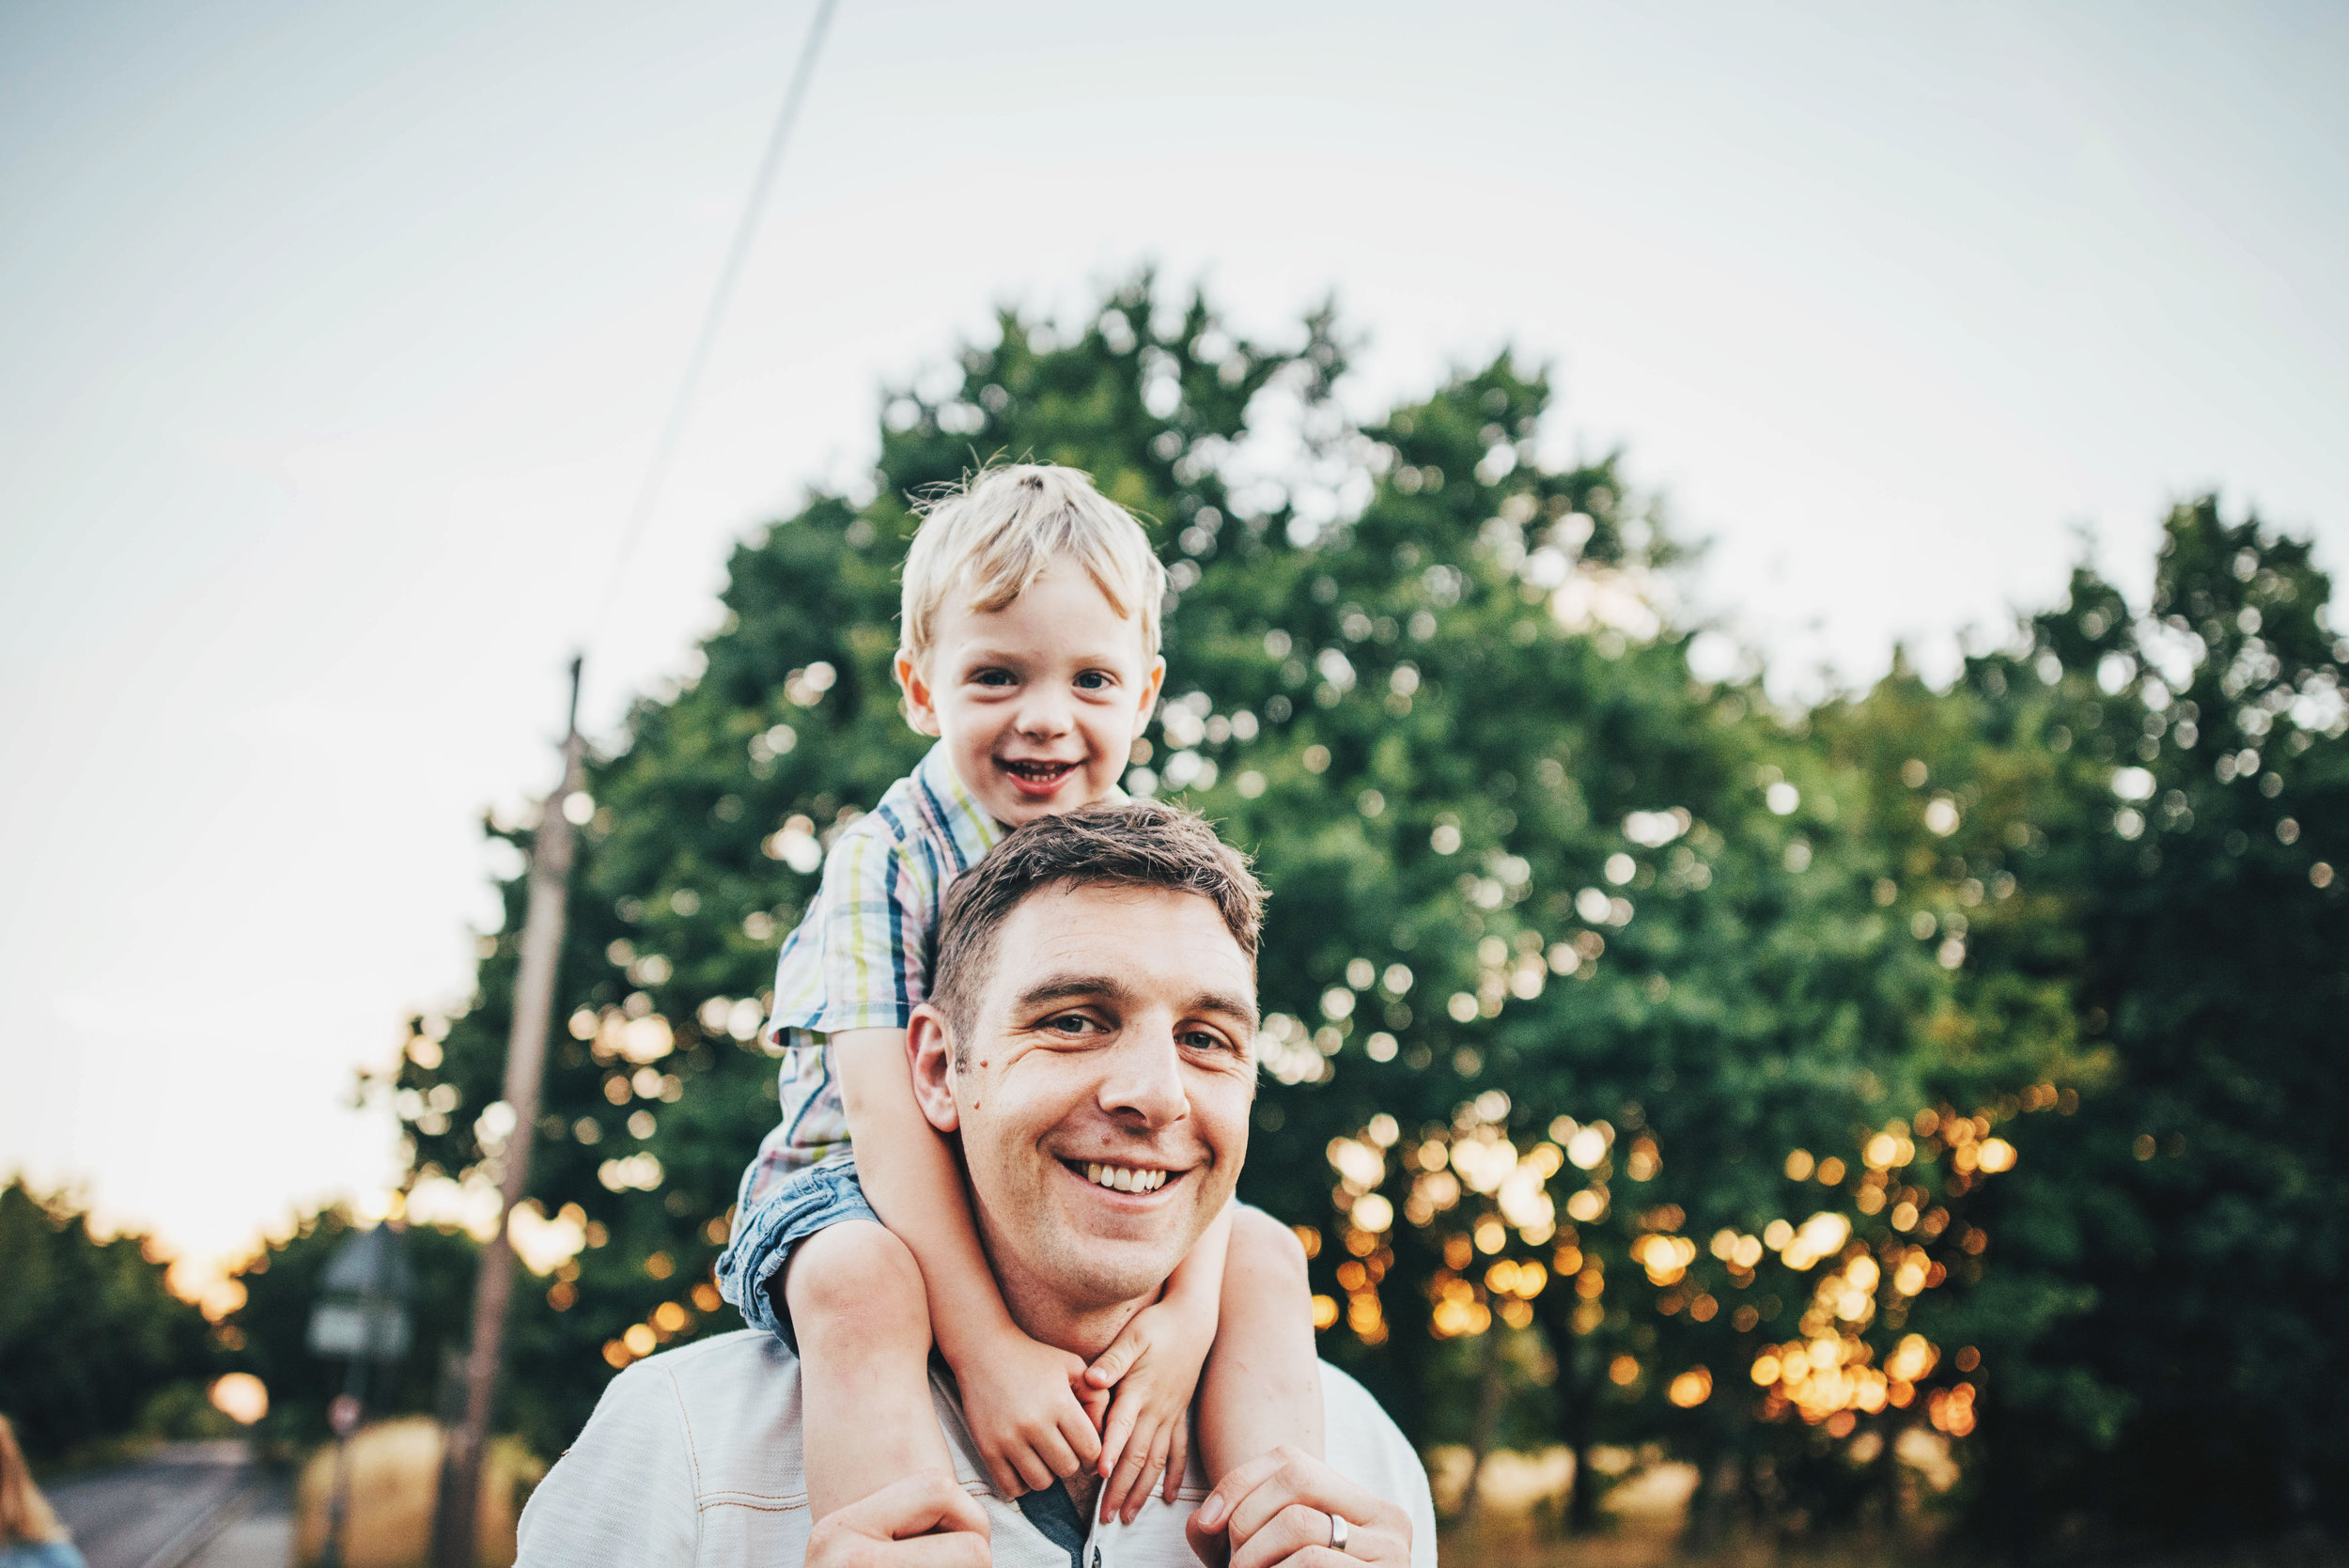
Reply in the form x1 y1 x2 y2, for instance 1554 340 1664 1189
994 1263 1151 1365
984 1257 1157 1528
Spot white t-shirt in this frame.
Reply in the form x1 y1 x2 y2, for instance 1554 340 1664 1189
517 1330 1437 1568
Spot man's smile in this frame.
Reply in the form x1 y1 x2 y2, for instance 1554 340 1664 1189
1064 1158 1180 1196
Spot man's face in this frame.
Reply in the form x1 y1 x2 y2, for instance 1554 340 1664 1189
895 563 1165 829
914 881 1255 1313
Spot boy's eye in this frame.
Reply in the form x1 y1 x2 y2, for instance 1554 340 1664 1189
972 668 1016 688
1074 670 1113 691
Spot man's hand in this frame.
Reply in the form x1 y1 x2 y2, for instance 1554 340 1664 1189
1185 1447 1412 1568
952 1326 1105 1496
1085 1297 1213 1523
805 1474 991 1568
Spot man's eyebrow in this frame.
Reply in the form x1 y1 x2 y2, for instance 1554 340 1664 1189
1010 975 1131 1012
1188 990 1260 1029
1007 977 1259 1028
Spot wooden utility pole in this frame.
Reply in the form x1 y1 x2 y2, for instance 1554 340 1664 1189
430 659 584 1568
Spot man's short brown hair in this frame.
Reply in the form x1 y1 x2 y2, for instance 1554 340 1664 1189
930 802 1265 1055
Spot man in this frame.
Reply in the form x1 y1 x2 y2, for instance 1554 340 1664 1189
519 802 1435 1567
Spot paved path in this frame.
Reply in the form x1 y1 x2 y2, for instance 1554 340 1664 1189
184 1479 292 1568
46 1443 273 1568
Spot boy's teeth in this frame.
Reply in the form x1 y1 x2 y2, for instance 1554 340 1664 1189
1082 1162 1165 1193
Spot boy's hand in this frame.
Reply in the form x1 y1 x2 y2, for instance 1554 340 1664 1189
1084 1297 1216 1524
953 1327 1103 1498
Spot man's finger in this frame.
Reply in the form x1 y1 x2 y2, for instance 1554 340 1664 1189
1229 1502 1331 1568
829 1472 991 1542
1192 1449 1287 1534
1185 1503 1232 1568
1226 1452 1383 1549
883 1534 996 1568
1234 1510 1411 1568
806 1474 994 1568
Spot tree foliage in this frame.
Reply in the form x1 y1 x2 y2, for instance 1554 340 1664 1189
348 280 2346 1545
0 1179 218 1462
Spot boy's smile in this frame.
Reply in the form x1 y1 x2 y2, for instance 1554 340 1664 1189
897 563 1165 829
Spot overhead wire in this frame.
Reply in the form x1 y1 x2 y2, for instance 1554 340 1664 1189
584 0 842 652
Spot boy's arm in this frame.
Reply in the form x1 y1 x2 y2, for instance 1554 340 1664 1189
1157 1198 1233 1317
832 1029 1104 1494
831 1028 1016 1355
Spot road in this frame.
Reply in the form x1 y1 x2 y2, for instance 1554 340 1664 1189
45 1442 290 1568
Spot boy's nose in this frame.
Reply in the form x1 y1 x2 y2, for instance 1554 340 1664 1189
1015 688 1073 737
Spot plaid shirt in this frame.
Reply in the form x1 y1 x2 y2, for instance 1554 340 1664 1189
734 742 1005 1209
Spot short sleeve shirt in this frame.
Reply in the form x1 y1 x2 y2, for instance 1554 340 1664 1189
738 742 1006 1204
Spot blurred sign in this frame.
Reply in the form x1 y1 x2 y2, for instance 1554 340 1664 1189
309 1299 412 1360
308 1223 416 1363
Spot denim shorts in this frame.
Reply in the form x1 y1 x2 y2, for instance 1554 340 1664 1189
714 1157 879 1356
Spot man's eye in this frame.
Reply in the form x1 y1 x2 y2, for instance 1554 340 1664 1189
1180 1030 1233 1053
1045 1014 1098 1034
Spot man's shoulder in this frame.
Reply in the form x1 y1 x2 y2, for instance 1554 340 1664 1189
520 1332 812 1563
582 1331 812 1499
608 1328 799 1411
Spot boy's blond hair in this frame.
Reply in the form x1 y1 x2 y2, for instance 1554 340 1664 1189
899 464 1166 668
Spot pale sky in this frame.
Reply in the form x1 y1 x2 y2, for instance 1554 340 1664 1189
4 0 2343 1290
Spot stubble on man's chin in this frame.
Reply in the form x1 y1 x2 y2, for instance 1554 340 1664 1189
996 1185 1224 1326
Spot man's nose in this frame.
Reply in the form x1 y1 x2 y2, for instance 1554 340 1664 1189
1097 1018 1189 1129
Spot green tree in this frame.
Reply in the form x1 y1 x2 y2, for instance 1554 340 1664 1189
369 280 2340 1547
0 1179 217 1462
1931 501 2349 1541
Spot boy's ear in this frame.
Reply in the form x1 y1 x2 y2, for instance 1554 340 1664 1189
906 1004 960 1132
895 649 943 737
1136 654 1167 725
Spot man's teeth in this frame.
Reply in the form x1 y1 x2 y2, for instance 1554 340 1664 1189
1082 1162 1168 1193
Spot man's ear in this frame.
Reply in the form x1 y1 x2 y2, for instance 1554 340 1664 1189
907 1003 960 1132
895 649 943 737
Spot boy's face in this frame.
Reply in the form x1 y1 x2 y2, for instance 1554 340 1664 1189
897 563 1165 829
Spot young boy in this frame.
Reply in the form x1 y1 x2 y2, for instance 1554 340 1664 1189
716 464 1323 1527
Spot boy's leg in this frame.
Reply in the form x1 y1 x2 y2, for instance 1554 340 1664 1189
785 1219 958 1516
1195 1206 1326 1480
